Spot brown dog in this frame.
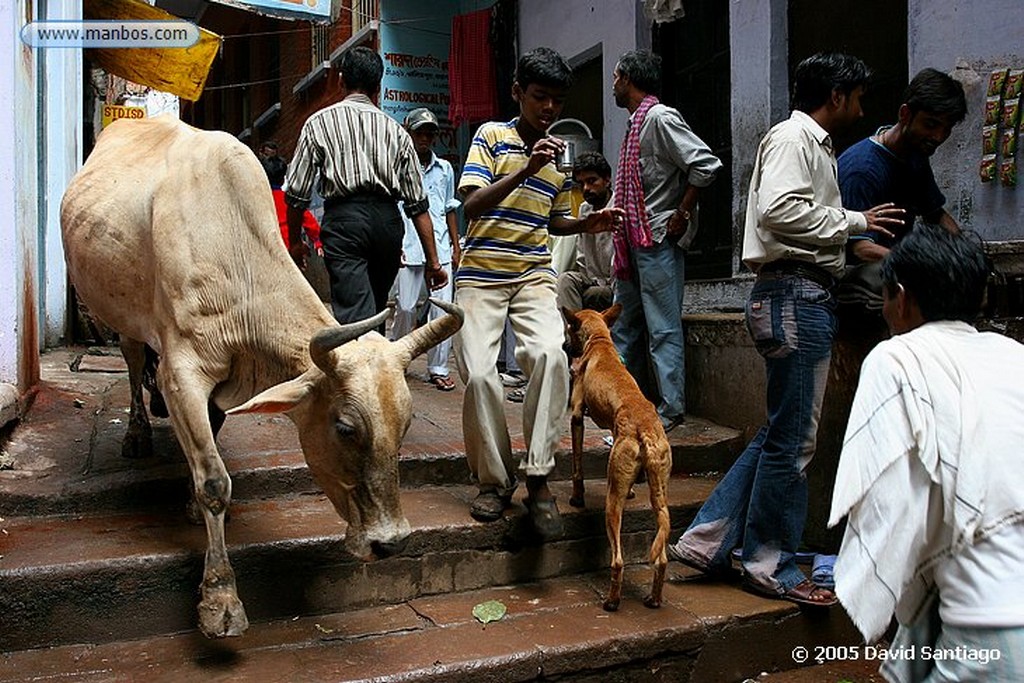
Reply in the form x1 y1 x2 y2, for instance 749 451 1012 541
563 304 672 612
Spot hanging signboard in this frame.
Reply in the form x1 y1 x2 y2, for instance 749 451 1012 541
84 0 220 101
209 0 331 22
379 0 457 165
101 104 146 127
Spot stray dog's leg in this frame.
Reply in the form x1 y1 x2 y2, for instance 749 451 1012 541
604 438 639 611
569 414 586 508
643 445 672 609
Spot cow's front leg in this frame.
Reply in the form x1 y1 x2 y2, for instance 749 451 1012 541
161 361 248 638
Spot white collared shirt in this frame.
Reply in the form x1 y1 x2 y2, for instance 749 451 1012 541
742 110 867 277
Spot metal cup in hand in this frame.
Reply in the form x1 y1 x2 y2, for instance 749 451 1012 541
555 139 576 172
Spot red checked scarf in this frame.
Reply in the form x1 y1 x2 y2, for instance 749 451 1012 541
612 94 659 280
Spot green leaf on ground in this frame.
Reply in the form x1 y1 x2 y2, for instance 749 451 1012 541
472 600 507 624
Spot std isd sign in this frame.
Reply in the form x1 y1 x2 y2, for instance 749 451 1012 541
101 104 146 128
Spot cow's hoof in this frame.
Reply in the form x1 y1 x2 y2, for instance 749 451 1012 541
198 591 249 638
603 597 620 612
569 494 585 508
120 425 153 459
643 594 662 609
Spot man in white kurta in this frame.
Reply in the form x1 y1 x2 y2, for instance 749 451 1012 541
830 223 1024 683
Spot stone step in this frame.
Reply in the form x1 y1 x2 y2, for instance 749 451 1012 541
0 349 744 517
0 569 863 683
1 475 720 652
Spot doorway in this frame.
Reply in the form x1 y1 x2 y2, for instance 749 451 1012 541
654 0 732 280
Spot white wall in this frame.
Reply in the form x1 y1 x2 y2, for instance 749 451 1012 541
42 0 82 347
728 0 788 278
1 0 81 407
516 0 643 171
909 0 1023 241
1 0 39 390
0 5 15 386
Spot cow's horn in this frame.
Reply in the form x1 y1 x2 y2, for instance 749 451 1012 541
309 306 395 372
395 298 464 366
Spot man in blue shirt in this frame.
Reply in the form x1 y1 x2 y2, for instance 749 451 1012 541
839 68 967 265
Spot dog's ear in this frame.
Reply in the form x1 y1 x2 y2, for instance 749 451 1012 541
561 306 581 330
602 303 623 327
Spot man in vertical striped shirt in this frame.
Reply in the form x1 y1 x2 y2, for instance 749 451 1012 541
455 47 622 540
284 46 446 325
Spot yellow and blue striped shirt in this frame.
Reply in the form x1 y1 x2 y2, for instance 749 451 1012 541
457 119 573 285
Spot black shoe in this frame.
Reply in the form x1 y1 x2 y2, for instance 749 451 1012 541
524 496 564 540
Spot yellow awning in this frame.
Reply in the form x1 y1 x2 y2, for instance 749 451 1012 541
84 0 220 101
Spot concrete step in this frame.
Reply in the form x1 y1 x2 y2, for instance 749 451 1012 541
0 569 863 683
0 349 744 517
0 475 721 652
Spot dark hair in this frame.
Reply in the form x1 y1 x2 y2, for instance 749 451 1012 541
880 222 990 323
791 52 872 113
902 68 967 123
261 155 287 187
515 47 573 91
572 151 611 180
339 46 384 93
615 50 662 96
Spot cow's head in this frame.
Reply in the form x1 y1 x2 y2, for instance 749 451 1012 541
227 299 463 560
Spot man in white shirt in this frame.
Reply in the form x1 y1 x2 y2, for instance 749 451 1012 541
556 151 615 313
830 223 1024 683
391 108 461 391
670 52 903 606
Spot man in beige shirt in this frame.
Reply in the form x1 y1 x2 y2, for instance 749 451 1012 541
670 52 903 607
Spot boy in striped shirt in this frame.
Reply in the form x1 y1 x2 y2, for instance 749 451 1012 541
455 47 622 539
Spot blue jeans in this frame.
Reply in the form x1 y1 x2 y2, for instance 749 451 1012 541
611 238 686 421
674 272 836 593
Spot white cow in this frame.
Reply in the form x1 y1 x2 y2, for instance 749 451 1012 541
60 116 462 638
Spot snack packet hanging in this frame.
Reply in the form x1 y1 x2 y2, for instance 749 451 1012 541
983 125 999 155
1005 69 1024 99
1002 128 1018 158
985 96 1002 125
1003 98 1021 130
980 154 998 183
987 68 1010 97
999 157 1017 187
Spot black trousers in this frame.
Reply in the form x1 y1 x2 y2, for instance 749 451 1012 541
320 195 404 327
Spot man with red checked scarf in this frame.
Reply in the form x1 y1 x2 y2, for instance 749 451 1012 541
610 49 722 433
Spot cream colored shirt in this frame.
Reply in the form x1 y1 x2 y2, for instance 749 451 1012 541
742 110 867 277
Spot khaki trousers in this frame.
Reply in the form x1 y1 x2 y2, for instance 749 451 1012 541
454 274 568 495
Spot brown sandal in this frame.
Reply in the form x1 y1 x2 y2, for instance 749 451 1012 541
744 578 838 607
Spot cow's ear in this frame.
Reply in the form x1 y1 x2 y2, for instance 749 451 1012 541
227 372 316 415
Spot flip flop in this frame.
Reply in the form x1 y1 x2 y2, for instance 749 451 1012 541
428 374 456 392
743 578 838 608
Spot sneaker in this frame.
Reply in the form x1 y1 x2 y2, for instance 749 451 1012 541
506 387 526 403
602 434 614 448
